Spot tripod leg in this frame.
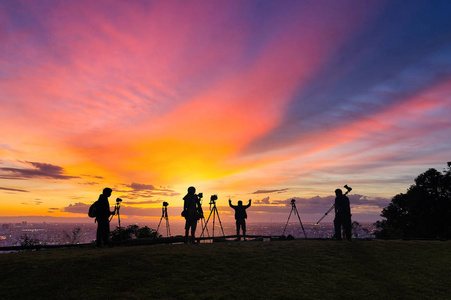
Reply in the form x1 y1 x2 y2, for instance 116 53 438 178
117 210 122 246
201 218 210 237
282 209 294 236
294 206 307 239
157 215 164 234
165 217 171 237
213 206 226 237
316 205 335 224
200 210 213 238
212 209 216 238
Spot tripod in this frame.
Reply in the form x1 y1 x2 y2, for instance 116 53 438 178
282 199 307 239
316 205 335 225
110 198 123 245
157 202 171 237
200 196 225 239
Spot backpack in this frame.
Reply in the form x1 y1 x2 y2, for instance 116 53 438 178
88 201 98 218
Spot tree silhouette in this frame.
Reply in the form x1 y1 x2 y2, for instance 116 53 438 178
375 162 451 239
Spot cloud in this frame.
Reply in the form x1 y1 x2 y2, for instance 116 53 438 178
21 200 44 206
0 187 29 192
80 174 104 179
252 189 289 194
128 182 157 191
79 181 101 186
61 202 90 214
254 196 270 205
114 182 181 200
0 161 78 180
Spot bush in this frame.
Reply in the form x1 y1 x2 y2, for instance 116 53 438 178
110 225 160 242
16 234 42 251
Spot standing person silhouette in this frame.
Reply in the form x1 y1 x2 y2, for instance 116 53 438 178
229 199 251 241
182 186 202 244
334 189 352 241
96 187 116 247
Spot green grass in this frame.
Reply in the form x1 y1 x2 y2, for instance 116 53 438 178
1 240 450 299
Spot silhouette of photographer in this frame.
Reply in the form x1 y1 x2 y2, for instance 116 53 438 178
334 189 351 241
182 186 203 244
96 187 116 247
229 199 251 240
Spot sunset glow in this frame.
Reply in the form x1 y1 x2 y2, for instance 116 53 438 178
1 1 451 225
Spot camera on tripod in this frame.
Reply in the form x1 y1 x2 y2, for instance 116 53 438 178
163 201 169 207
197 192 203 199
282 198 307 238
114 198 122 213
200 194 225 239
210 195 218 205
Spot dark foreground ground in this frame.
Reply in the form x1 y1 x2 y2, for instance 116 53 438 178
0 239 450 299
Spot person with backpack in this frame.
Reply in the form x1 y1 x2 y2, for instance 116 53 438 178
182 186 203 244
229 199 251 241
94 187 116 247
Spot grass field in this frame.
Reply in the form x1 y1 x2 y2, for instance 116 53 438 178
1 239 450 299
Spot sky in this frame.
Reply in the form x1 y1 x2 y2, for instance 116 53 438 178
1 0 451 226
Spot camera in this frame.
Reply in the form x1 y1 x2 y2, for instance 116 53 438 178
209 195 218 206
116 198 123 203
291 199 296 204
163 201 169 207
197 192 203 199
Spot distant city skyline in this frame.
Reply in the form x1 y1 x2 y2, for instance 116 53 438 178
0 220 376 248
1 1 451 224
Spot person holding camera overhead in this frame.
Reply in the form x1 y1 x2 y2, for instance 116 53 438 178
334 188 352 241
229 199 251 241
182 186 203 244
96 187 116 247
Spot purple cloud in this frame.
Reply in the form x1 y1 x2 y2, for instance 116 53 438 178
61 202 90 214
128 182 157 191
0 161 78 180
254 196 270 205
